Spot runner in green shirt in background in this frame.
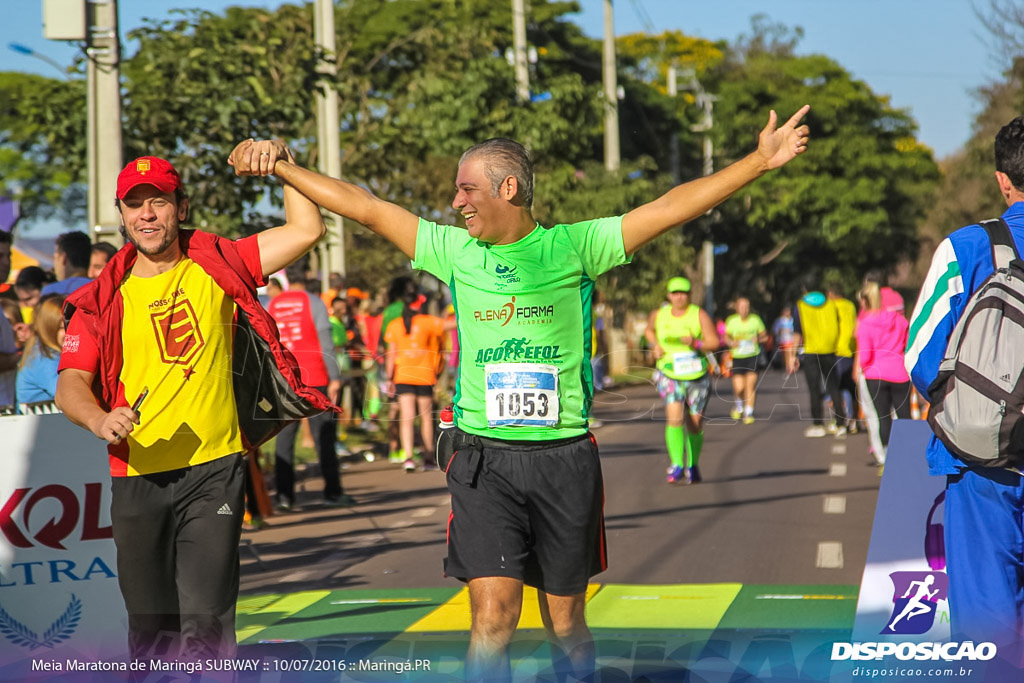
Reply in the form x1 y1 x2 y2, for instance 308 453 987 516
724 297 769 424
232 104 810 683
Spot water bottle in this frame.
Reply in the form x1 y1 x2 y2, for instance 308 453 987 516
437 405 456 471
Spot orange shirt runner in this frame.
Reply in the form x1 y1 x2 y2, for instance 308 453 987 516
384 314 446 385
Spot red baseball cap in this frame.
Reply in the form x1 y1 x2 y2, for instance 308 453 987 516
116 156 182 199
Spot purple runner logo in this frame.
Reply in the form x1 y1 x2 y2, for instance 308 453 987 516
882 571 948 635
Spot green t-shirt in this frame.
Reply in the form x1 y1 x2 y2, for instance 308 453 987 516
330 315 347 349
413 216 629 440
655 304 708 380
725 314 766 359
380 301 403 345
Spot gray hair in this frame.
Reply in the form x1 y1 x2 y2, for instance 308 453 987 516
459 138 534 209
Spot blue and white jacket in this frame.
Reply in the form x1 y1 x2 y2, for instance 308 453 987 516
906 201 1024 475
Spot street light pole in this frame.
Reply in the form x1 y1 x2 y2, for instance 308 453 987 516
511 0 530 103
86 0 123 245
315 0 345 285
602 0 620 172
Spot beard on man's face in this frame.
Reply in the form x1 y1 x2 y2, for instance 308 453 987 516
120 221 180 257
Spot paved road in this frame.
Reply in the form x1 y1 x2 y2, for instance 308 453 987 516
239 368 881 596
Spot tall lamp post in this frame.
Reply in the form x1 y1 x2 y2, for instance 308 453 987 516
85 0 123 245
315 0 345 286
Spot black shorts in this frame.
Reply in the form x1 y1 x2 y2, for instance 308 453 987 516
395 383 433 397
731 355 759 374
444 430 607 596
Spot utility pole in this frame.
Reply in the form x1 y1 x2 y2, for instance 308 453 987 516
696 94 715 315
86 0 122 245
511 0 529 103
667 66 680 185
602 0 619 172
680 70 716 314
315 0 345 285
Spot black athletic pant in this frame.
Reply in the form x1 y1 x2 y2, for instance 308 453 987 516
835 356 858 423
110 454 245 660
865 379 913 447
802 353 846 425
244 451 261 518
274 386 342 503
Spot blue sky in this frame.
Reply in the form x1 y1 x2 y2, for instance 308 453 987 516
0 1 1000 234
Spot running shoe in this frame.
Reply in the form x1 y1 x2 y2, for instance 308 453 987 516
743 415 755 425
730 409 742 420
688 465 702 483
389 449 406 464
334 442 352 457
666 465 686 484
404 458 417 473
834 426 848 439
324 494 356 507
243 517 268 531
804 425 827 438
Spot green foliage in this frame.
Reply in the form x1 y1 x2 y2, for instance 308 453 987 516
0 3 942 321
0 72 87 224
918 58 1023 249
706 46 940 310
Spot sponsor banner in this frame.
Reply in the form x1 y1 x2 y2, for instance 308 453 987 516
0 415 126 672
854 420 950 644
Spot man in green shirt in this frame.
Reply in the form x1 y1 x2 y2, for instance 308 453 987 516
233 105 810 683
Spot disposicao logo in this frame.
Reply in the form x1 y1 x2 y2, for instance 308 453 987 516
830 570 996 663
883 571 948 635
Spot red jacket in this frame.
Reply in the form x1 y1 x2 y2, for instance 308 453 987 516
63 230 336 466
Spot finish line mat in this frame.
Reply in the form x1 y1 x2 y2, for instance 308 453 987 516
226 584 882 682
238 583 859 643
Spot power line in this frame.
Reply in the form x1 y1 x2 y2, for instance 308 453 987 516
628 0 656 34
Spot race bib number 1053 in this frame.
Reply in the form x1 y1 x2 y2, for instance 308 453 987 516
485 363 559 427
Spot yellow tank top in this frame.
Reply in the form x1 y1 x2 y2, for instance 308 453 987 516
119 258 242 475
655 304 707 380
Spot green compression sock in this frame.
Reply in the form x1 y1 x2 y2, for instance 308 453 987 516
666 426 685 468
685 430 705 468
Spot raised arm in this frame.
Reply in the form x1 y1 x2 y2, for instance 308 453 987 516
230 139 420 260
621 106 810 256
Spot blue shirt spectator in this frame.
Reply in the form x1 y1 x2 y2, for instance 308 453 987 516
16 293 65 410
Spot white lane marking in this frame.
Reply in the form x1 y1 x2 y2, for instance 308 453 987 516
330 598 432 605
412 508 436 518
832 444 846 455
829 463 847 477
755 594 853 600
389 520 415 529
816 542 844 569
823 495 847 514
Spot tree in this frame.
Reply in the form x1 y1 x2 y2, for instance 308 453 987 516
0 72 87 227
702 29 940 312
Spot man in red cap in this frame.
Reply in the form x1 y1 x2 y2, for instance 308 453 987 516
56 143 334 661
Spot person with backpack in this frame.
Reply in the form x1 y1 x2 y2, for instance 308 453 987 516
906 115 1024 660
